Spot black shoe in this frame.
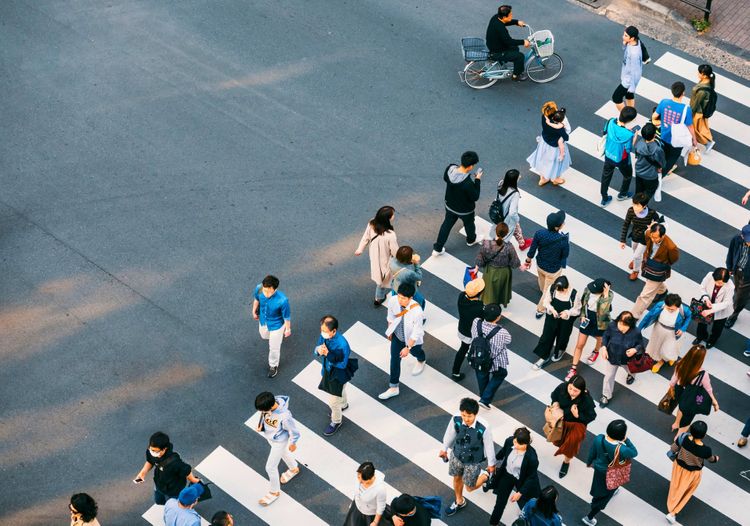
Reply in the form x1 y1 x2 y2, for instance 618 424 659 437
451 372 466 382
373 298 385 307
551 349 564 362
692 337 703 345
705 342 715 349
512 72 528 82
559 462 570 478
267 366 279 378
724 316 737 328
626 374 635 385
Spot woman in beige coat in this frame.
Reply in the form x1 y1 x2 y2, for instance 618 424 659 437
355 206 398 306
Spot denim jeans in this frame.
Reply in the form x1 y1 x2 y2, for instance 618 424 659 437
742 416 750 438
375 285 389 301
475 367 508 404
154 487 168 505
389 336 425 386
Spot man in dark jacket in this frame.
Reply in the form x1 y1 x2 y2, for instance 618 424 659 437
485 5 530 81
133 432 201 504
386 494 431 526
432 151 483 256
725 224 750 328
631 223 679 318
523 210 570 318
487 427 541 526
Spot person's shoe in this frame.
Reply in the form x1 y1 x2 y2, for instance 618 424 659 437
667 360 675 367
692 337 703 345
599 396 610 408
341 403 349 411
616 192 634 201
600 195 613 207
511 73 528 82
704 140 715 154
445 499 467 516
551 349 564 362
378 387 399 400
374 298 386 307
466 235 484 247
323 422 342 436
519 238 533 250
565 366 578 381
628 271 639 281
665 513 677 524
651 360 664 373
412 360 426 376
743 348 750 358
535 311 545 319
581 516 598 526
724 316 737 328
431 248 446 257
628 260 634 270
538 178 550 186
705 341 714 349
267 366 279 378
559 461 570 478
478 400 492 410
738 437 748 448
533 358 548 370
586 350 600 364
626 374 636 385
451 372 465 382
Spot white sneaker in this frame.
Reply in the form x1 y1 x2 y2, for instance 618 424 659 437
704 140 715 154
378 387 399 400
532 358 546 370
665 513 676 524
581 517 597 526
466 235 484 247
412 361 426 376
431 248 445 257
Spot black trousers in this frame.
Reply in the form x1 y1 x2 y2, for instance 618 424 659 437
433 209 476 251
600 157 632 199
731 270 750 319
491 50 525 76
452 341 470 374
587 469 616 519
533 316 575 359
696 318 727 345
635 176 659 198
489 471 530 525
662 141 683 175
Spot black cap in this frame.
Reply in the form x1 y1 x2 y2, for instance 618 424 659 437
483 304 502 321
588 278 610 294
546 210 566 230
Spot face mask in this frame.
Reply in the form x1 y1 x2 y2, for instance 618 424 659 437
149 449 164 458
321 332 330 340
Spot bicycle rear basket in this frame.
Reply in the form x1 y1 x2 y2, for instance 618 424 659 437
531 30 554 57
461 37 490 61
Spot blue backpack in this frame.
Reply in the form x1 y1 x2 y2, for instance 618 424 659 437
413 495 442 519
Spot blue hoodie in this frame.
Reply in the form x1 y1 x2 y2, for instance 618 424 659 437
603 118 636 163
258 395 301 444
314 331 352 383
638 301 692 335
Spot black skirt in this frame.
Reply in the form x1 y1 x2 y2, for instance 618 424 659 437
343 500 376 526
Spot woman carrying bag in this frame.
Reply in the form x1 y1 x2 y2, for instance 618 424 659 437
489 169 532 249
566 278 613 381
692 268 734 349
533 276 580 369
549 375 596 479
582 420 638 526
689 64 717 154
669 345 720 435
519 485 564 526
637 293 691 373
475 222 521 307
355 206 399 306
597 311 644 408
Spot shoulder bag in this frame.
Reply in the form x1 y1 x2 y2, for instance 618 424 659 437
318 356 345 396
689 296 713 323
605 440 632 490
670 103 693 149
666 432 688 461
658 385 678 414
641 257 670 282
627 351 655 374
543 403 565 443
678 371 712 415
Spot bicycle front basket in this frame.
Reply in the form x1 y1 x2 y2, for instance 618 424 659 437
531 30 554 57
461 37 490 61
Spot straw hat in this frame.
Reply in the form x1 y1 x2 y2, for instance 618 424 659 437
465 278 485 297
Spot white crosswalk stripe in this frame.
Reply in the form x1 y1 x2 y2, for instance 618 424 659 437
654 52 750 109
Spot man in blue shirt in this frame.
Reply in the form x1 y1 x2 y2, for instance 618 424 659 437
314 315 353 436
252 275 291 378
652 81 698 176
164 484 204 526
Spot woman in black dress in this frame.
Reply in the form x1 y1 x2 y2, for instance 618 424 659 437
533 276 579 369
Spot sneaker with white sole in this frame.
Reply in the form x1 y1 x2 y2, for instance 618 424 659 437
665 513 676 524
431 248 445 257
704 140 715 154
581 516 597 526
445 499 467 516
412 361 426 376
551 349 564 362
532 358 547 370
478 400 491 410
466 235 484 247
378 387 399 400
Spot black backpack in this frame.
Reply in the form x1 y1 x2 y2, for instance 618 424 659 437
488 189 517 224
467 319 501 372
697 86 718 118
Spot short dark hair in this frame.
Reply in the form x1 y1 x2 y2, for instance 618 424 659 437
211 511 232 526
397 282 416 298
551 109 566 123
262 275 280 289
459 397 479 415
320 315 339 332
607 419 628 441
632 192 650 207
254 391 276 411
393 494 417 515
461 151 479 168
664 293 682 307
149 431 170 450
641 122 657 141
671 81 686 98
498 5 512 17
712 267 730 282
70 494 98 522
689 420 708 439
616 311 636 328
619 106 638 123
395 245 414 264
649 223 666 237
514 426 531 445
357 461 376 481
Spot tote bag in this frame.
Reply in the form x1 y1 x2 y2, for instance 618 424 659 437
678 371 712 415
669 104 693 149
605 441 632 490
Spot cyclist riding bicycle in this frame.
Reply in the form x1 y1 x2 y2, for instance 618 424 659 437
485 4 531 82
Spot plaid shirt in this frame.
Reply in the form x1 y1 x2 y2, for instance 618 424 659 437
471 319 511 371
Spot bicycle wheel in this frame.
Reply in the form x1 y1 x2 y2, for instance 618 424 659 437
463 61 498 89
526 53 563 83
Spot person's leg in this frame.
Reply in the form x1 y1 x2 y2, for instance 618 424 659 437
632 242 646 273
480 367 508 405
489 472 516 525
513 223 525 244
601 360 618 401
410 344 426 363
635 176 644 195
632 279 661 318
600 158 616 199
729 273 750 323
453 474 465 505
588 493 614 520
453 342 470 375
741 416 750 438
644 177 659 198
434 209 459 252
612 84 626 111
280 441 299 472
617 158 633 197
571 333 589 369
624 90 635 108
696 322 709 342
375 284 388 302
662 142 682 175
268 327 284 368
536 269 559 312
153 488 167 505
555 319 576 357
509 50 525 76
389 337 403 387
329 392 344 424
265 441 285 494
462 213 478 244
475 369 490 399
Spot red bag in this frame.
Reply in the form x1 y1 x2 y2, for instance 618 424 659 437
605 442 632 490
627 352 655 374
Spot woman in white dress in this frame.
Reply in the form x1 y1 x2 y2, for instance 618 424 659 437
527 101 572 186
637 293 692 373
355 206 399 306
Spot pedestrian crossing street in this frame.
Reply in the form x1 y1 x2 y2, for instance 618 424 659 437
142 52 749 525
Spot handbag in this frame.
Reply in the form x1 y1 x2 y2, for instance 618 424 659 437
463 266 479 286
605 440 632 490
317 359 345 397
658 386 678 414
596 119 612 157
678 371 712 416
689 296 714 324
666 432 688 461
543 404 565 443
669 104 693 149
641 257 670 282
686 148 702 165
627 352 655 374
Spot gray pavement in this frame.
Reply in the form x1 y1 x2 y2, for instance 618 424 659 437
1 1 748 525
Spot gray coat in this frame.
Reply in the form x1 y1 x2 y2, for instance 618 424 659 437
634 136 666 180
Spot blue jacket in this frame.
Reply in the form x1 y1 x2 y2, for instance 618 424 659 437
638 301 692 336
603 118 636 163
726 234 750 273
527 229 569 273
314 332 352 383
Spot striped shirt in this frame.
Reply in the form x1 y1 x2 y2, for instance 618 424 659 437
471 319 511 371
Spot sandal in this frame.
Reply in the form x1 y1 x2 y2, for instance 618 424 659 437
538 178 549 186
552 178 566 186
259 492 280 506
280 468 300 484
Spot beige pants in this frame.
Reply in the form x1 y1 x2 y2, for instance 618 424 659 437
536 268 562 311
632 279 668 318
329 386 348 424
602 360 630 399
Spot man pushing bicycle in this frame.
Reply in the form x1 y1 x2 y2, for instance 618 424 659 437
485 5 531 82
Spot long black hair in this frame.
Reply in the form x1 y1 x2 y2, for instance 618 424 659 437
498 169 520 196
534 485 559 519
370 206 395 235
549 275 569 296
698 64 715 90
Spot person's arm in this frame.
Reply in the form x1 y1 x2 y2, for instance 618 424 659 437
690 88 706 114
557 136 565 160
676 306 691 335
685 108 698 146
470 176 482 202
475 245 487 267
408 308 425 345
252 285 260 321
586 438 599 467
726 237 737 269
282 298 291 336
668 241 680 266
669 370 678 388
560 237 570 269
516 454 539 498
500 21 526 47
374 484 387 523
619 438 638 460
285 414 302 446
526 233 539 260
701 373 718 408
412 265 423 281
388 232 399 257
638 305 657 330
355 224 372 255
624 46 641 93
326 343 345 364
483 425 496 468
578 396 597 425
742 189 750 206
135 460 154 481
569 291 582 317
542 288 555 314
620 209 633 245
440 419 457 457
314 335 326 357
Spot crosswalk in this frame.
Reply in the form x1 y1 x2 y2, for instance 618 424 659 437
140 51 749 526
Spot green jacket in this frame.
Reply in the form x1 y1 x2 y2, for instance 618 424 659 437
579 289 613 330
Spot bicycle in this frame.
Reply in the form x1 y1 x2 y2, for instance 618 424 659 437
459 26 563 89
